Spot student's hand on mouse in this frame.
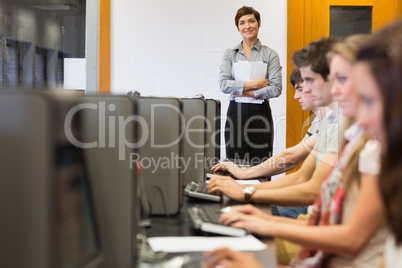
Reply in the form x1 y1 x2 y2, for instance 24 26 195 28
207 176 244 201
203 247 264 268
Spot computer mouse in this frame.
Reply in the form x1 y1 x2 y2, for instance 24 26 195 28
220 206 232 213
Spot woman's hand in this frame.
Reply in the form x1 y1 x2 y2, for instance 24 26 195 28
243 78 269 93
210 162 238 173
220 213 273 236
210 162 249 179
242 78 269 94
255 78 269 89
207 176 245 201
227 204 271 219
203 247 264 268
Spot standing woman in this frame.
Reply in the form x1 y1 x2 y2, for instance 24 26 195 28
219 6 282 165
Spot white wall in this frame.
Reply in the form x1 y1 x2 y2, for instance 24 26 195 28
111 0 287 180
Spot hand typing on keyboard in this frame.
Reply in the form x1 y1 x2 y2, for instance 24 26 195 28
188 205 247 236
218 205 273 237
207 176 245 201
210 161 249 179
210 162 236 173
204 247 264 268
220 206 232 213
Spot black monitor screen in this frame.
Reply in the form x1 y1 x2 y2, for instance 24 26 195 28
55 145 100 268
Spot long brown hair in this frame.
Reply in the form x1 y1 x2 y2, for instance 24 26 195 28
357 19 402 244
328 34 371 187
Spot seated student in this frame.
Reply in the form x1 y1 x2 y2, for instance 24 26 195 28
204 34 388 268
353 19 402 268
208 37 340 215
211 67 328 179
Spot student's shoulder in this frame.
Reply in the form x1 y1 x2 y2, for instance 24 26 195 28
327 109 343 123
311 116 320 125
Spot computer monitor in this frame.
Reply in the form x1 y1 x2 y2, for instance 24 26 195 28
80 95 138 268
180 98 207 186
132 96 183 215
205 99 221 168
0 91 103 268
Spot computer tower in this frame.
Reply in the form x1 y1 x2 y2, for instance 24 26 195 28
205 99 221 168
80 95 138 268
180 98 207 186
132 96 183 215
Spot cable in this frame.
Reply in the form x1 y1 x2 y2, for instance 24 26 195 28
146 185 170 219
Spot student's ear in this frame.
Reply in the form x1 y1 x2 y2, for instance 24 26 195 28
258 20 261 28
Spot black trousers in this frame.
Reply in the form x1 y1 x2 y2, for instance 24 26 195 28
224 101 273 166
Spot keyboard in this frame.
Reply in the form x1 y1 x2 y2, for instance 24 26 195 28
206 170 231 179
184 181 221 202
188 205 247 237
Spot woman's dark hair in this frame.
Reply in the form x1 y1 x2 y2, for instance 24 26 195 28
357 19 402 245
235 6 261 28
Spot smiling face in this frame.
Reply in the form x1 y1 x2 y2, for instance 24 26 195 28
354 62 385 144
300 65 333 107
294 82 316 111
237 14 260 40
329 55 357 118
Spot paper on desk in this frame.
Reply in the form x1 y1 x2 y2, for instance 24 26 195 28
147 235 267 252
233 61 267 104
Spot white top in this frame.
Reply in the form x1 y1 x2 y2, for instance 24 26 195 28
358 139 381 175
385 235 402 268
314 109 341 166
328 181 388 268
303 116 321 141
328 128 388 268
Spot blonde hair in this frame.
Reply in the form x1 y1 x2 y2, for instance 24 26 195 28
327 34 371 63
340 117 369 188
328 34 371 187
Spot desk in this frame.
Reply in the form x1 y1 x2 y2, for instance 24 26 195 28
141 196 277 267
